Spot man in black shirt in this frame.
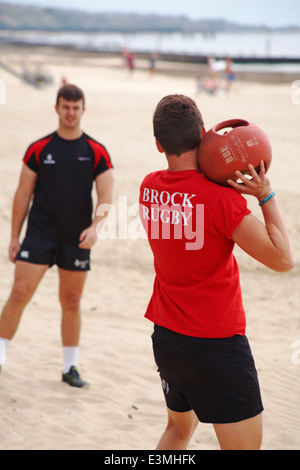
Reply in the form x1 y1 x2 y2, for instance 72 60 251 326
0 84 113 387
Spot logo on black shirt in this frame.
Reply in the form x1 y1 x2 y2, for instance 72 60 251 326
44 154 56 164
76 156 91 161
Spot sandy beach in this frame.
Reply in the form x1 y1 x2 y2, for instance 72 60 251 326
0 46 299 451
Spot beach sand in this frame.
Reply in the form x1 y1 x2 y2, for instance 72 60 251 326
0 47 299 450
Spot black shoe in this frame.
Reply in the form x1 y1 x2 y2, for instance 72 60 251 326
62 366 90 389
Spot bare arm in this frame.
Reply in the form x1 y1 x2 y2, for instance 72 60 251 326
229 161 294 273
79 168 114 249
9 164 37 262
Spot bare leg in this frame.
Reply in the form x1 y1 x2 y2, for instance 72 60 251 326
213 412 263 450
58 268 87 346
156 409 199 450
0 261 48 339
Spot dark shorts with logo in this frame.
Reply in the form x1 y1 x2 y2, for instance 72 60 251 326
16 236 90 271
152 324 263 424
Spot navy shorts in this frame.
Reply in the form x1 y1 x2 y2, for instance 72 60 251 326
16 236 91 271
152 325 263 424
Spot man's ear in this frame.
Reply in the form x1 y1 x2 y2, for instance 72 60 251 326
155 139 164 153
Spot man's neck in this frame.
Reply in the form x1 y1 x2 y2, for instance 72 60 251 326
57 126 83 140
167 149 199 172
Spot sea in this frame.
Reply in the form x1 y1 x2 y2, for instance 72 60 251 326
1 29 300 72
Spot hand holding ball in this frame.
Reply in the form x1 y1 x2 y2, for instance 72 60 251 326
198 119 272 186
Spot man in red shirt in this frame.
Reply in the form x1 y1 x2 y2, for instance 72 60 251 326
0 84 113 387
139 94 294 450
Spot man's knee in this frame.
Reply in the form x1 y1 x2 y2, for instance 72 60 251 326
60 292 81 311
167 410 198 441
10 281 35 305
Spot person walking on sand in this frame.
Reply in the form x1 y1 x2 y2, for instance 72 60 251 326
0 84 113 388
139 94 294 450
225 57 236 94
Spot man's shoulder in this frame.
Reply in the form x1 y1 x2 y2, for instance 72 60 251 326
81 133 112 172
24 132 56 164
84 133 108 153
26 132 55 152
140 170 163 185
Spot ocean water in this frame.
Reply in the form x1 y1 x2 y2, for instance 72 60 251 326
1 29 300 61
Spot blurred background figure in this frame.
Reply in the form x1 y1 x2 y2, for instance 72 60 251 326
149 53 158 77
121 47 136 76
225 58 236 94
207 56 218 82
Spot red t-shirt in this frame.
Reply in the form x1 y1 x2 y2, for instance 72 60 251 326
139 169 251 338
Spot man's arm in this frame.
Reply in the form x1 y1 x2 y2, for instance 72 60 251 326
9 164 37 262
78 168 114 249
229 162 294 273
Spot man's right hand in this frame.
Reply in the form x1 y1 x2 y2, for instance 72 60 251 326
9 239 20 263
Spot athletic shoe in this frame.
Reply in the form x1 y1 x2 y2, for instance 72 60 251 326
62 366 90 389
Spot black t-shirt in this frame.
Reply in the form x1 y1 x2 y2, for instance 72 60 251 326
23 131 112 244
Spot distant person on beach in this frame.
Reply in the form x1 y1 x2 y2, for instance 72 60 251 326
61 75 68 86
139 94 294 449
207 56 218 82
121 47 136 74
149 53 158 76
196 77 218 95
197 56 224 95
0 84 113 388
127 52 135 72
225 58 236 93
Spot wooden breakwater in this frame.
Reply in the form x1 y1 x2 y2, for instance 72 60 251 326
1 42 299 84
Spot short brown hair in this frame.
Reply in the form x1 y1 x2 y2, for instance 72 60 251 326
153 94 204 156
56 84 85 106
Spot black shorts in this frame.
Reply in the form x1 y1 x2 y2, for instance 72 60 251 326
16 236 91 271
152 325 263 424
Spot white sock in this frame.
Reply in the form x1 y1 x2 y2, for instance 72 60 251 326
63 346 79 374
0 338 11 365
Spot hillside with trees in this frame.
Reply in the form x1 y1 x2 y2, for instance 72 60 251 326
0 2 299 32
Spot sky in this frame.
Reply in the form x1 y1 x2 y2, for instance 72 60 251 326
2 0 300 27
